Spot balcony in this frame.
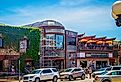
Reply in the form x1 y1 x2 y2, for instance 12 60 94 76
78 45 113 52
44 50 65 58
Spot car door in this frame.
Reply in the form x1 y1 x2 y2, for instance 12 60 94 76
41 69 53 80
72 68 81 78
111 71 121 82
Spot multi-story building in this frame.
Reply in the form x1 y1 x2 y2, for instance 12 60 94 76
65 30 77 68
27 20 65 69
77 34 116 69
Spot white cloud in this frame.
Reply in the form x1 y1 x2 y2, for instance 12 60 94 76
1 2 120 39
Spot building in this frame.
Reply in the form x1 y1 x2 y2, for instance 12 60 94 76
65 30 78 68
0 35 20 71
27 20 65 69
77 34 116 69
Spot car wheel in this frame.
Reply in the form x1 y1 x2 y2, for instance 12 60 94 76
103 80 111 82
69 75 73 81
35 78 40 82
53 76 58 82
81 74 85 80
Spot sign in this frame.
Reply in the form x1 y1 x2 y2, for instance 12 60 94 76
77 52 85 58
20 40 27 53
86 53 109 58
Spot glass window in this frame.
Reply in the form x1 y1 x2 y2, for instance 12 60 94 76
52 69 57 72
56 35 64 49
72 68 81 72
112 67 121 70
42 69 52 74
31 70 41 74
106 67 111 71
67 37 76 45
64 68 73 72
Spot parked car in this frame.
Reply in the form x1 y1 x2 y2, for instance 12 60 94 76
60 67 85 81
92 65 121 78
93 70 121 82
92 67 111 78
23 68 59 82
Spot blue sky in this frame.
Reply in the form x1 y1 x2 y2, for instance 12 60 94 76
0 0 121 40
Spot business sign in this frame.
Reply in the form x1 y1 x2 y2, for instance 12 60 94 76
19 40 27 53
86 53 109 58
77 52 85 58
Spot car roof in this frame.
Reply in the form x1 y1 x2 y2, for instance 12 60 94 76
34 68 57 70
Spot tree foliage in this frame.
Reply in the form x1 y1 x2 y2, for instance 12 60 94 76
0 25 41 72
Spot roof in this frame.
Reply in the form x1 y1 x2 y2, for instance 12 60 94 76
25 20 65 29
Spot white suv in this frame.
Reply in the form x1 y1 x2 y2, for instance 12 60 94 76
23 68 59 82
60 67 85 81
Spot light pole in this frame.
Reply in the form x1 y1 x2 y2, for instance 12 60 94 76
18 57 21 82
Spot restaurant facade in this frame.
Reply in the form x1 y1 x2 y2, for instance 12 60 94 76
77 34 117 69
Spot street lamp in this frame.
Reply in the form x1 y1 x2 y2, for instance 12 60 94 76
112 1 121 27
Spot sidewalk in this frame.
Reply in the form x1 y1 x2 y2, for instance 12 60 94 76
0 79 22 82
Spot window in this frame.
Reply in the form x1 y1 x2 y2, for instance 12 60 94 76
108 71 121 75
106 67 111 71
112 67 121 70
67 37 76 45
72 68 81 72
52 69 57 72
42 69 52 74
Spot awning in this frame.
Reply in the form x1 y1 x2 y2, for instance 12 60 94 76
87 40 96 43
79 39 88 42
97 41 104 44
106 41 112 44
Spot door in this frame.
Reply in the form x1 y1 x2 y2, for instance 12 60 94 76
0 61 3 71
41 69 53 80
72 68 82 78
109 71 121 82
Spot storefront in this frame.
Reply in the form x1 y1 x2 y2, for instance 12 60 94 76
77 52 113 69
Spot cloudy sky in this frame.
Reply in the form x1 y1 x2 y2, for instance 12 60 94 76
0 0 121 40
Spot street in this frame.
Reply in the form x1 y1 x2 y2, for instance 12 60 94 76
0 78 94 82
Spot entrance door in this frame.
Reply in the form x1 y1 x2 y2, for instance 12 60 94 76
0 60 3 71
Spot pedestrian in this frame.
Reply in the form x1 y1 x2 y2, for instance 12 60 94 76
85 67 89 78
11 65 15 74
88 67 92 79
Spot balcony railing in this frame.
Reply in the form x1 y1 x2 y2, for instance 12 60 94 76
78 45 113 51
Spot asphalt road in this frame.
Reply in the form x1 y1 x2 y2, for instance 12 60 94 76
0 78 94 82
59 78 93 82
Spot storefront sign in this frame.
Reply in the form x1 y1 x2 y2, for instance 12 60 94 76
77 52 85 58
86 53 109 58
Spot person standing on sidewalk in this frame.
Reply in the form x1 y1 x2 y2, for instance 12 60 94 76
88 67 92 79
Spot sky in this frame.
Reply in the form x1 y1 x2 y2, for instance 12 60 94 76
0 0 121 40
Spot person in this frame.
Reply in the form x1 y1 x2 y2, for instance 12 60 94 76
85 67 89 78
88 67 92 79
11 65 15 74
25 62 32 74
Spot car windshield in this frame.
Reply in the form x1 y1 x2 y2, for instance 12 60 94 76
31 70 41 74
64 68 73 72
96 68 105 71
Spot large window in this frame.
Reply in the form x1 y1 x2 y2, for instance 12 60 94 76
67 37 76 45
45 34 64 50
56 35 64 49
